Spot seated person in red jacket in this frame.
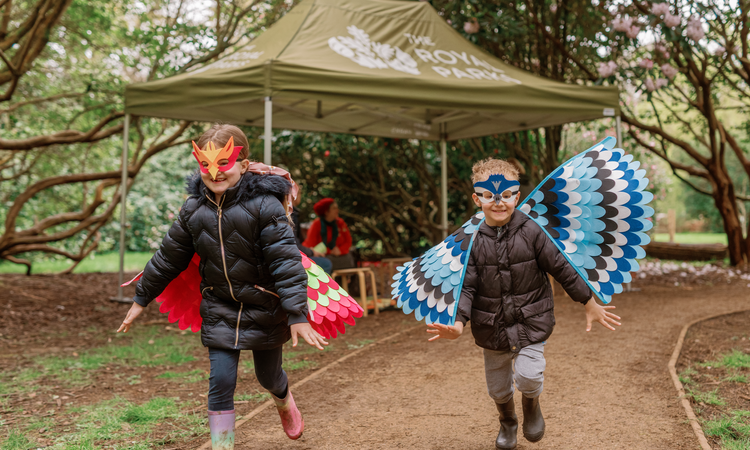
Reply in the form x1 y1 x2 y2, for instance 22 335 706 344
303 198 355 271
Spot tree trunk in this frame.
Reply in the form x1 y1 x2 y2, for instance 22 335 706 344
709 165 749 265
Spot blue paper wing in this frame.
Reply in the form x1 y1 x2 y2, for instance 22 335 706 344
391 212 484 325
519 136 654 304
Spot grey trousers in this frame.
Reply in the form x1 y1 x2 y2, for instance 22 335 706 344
483 342 546 404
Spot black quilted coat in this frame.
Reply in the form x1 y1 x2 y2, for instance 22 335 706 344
457 211 592 353
133 172 308 350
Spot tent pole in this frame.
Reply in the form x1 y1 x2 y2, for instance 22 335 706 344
264 97 272 165
440 131 448 239
615 115 623 147
112 114 130 302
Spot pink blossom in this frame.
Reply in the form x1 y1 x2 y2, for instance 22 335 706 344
550 4 558 13
656 78 669 89
168 212 175 219
663 13 681 27
638 58 654 69
612 16 633 32
685 16 704 41
645 78 656 92
651 3 669 16
464 18 480 34
655 43 670 58
713 46 726 56
597 61 618 78
661 63 678 79
626 25 641 39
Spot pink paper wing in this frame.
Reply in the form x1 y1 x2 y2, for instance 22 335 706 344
154 254 203 332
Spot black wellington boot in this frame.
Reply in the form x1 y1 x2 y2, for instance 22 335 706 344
521 395 545 442
495 398 518 450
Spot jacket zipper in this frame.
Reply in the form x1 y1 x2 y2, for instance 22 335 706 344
211 194 243 349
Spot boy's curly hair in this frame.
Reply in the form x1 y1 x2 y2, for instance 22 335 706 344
471 158 520 184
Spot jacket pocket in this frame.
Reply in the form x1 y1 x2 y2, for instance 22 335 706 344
470 308 497 346
520 297 555 343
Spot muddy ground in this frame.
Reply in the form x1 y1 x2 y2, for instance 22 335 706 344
1 271 749 449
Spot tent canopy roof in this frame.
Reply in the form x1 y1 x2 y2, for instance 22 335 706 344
125 0 619 140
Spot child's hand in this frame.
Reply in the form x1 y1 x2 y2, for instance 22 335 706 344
426 322 464 341
584 298 621 332
117 302 145 333
290 322 329 350
330 247 342 256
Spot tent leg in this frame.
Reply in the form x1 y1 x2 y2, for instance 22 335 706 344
440 138 448 239
112 114 131 303
264 97 272 165
615 115 623 147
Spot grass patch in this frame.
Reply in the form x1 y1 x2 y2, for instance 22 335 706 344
0 326 200 402
35 396 206 449
652 233 728 245
235 392 270 402
724 373 748 383
679 366 698 386
698 350 750 370
156 369 208 383
284 360 317 371
687 388 725 406
37 326 199 373
704 410 750 448
25 417 55 432
0 251 154 274
120 397 179 424
1 429 34 450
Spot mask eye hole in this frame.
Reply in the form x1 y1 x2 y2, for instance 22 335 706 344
501 190 515 201
481 191 493 200
201 161 209 168
217 159 230 167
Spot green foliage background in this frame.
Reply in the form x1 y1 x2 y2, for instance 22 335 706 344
2 0 747 269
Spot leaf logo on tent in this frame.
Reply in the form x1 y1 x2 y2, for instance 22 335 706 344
329 26 420 75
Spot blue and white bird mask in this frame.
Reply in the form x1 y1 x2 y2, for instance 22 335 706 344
473 174 521 205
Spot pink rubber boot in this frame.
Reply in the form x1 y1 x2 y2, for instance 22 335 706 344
208 410 235 450
271 389 304 439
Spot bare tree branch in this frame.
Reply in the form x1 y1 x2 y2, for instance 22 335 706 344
0 91 86 115
0 111 124 150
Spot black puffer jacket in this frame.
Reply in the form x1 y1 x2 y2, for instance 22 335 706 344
457 211 591 353
133 172 308 350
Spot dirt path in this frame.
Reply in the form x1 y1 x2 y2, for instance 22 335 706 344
235 282 750 450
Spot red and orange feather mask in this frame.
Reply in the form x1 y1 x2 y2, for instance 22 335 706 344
191 136 243 180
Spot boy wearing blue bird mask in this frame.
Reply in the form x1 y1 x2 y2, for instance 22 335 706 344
427 158 620 449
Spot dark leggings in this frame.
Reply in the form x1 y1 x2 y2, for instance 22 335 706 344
207 346 288 411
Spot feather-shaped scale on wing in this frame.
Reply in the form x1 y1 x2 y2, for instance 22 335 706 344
391 212 485 325
519 136 654 303
302 253 363 339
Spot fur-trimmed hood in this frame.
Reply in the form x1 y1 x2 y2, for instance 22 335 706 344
185 171 291 205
